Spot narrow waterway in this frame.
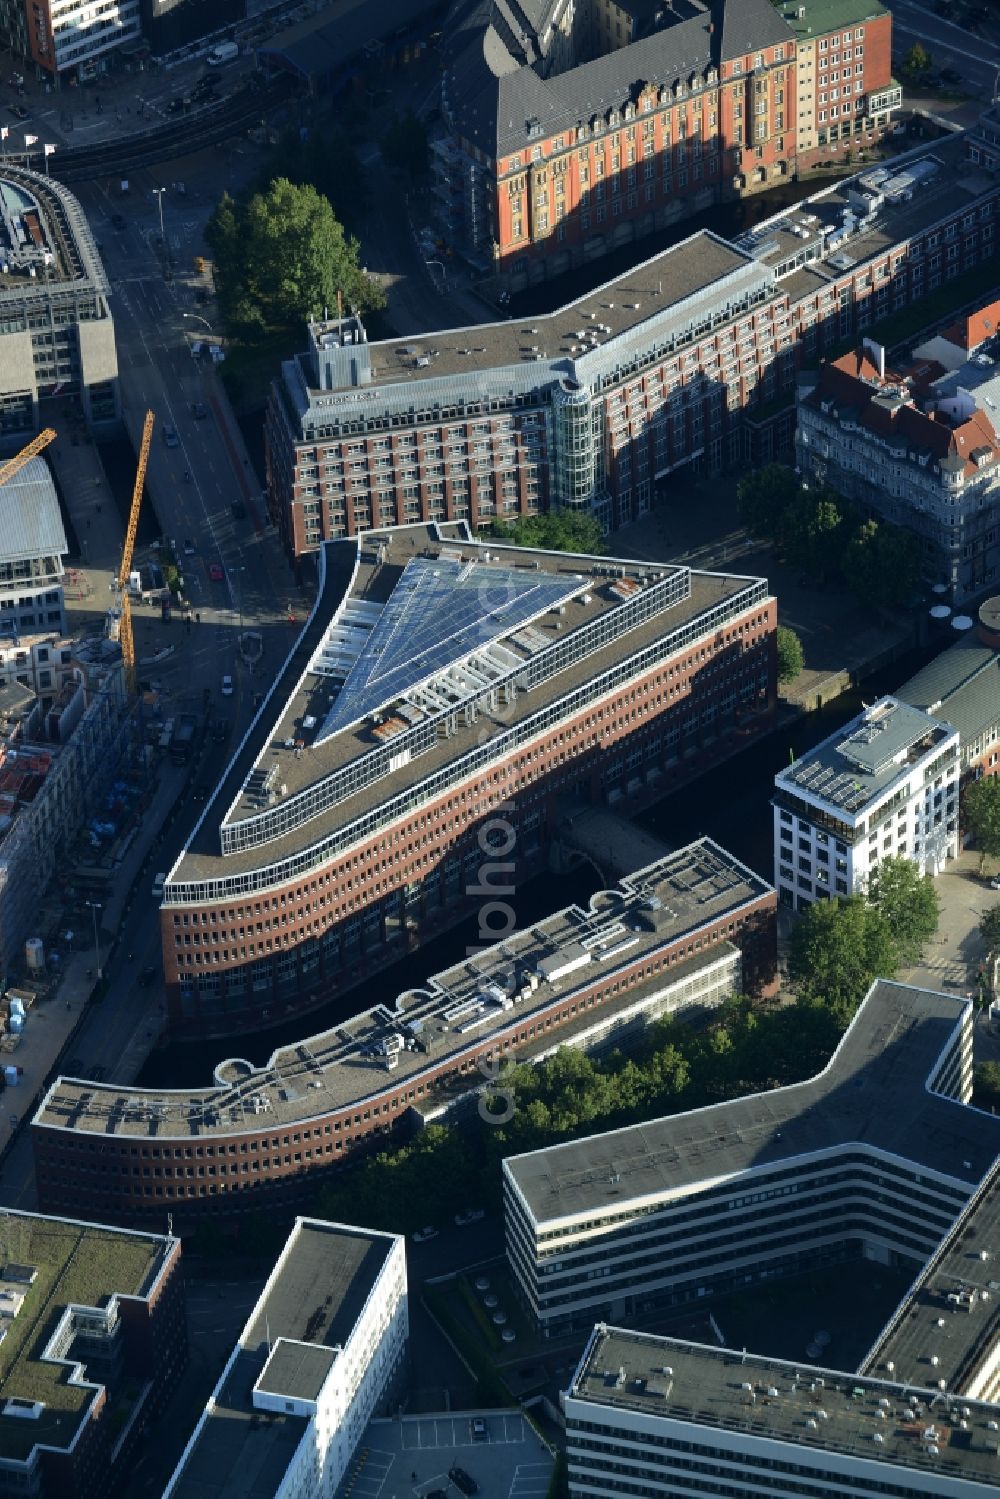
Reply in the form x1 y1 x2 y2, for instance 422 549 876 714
137 636 940 1090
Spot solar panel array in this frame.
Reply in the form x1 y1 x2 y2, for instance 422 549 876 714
787 759 871 813
315 556 583 742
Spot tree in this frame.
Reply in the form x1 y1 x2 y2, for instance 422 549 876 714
963 776 1000 868
491 511 604 554
974 1061 1000 1111
865 855 940 966
902 41 932 79
736 464 799 539
381 112 430 182
788 895 898 1025
206 177 385 340
776 625 804 683
980 903 1000 954
843 519 921 608
782 494 844 580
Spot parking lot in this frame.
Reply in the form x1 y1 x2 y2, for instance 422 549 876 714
342 1414 553 1499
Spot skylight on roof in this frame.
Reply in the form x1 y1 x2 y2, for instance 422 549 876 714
314 557 582 742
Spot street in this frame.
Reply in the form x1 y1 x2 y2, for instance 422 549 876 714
888 0 1000 97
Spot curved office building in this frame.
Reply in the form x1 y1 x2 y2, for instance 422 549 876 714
150 522 776 1036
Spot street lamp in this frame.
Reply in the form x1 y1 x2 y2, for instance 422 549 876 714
86 900 102 982
152 186 166 244
183 312 214 335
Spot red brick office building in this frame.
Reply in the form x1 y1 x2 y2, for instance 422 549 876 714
34 838 776 1232
148 525 775 1036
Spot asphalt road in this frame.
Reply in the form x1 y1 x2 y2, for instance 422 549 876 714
888 0 1000 97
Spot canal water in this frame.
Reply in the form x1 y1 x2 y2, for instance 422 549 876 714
137 636 940 1090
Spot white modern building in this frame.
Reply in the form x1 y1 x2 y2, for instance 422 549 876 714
164 1218 408 1499
772 695 959 912
503 978 997 1341
0 456 67 641
564 1309 1000 1499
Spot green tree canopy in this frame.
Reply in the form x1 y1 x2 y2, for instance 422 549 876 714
206 177 385 340
963 776 1000 864
737 463 800 539
980 903 1000 955
843 520 921 608
783 494 844 580
974 1060 1000 1111
865 854 940 967
788 895 898 1025
491 511 604 553
902 41 931 78
776 625 804 683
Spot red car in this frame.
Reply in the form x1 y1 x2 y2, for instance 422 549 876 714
208 563 224 582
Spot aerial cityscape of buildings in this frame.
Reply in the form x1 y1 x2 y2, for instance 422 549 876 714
267 133 1000 555
0 1 999 1496
153 525 776 1031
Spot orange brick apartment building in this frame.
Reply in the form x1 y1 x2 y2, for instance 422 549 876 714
435 0 898 280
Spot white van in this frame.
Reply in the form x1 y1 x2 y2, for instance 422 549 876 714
151 872 166 899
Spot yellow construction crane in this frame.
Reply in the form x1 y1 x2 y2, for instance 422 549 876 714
0 428 57 490
115 410 154 695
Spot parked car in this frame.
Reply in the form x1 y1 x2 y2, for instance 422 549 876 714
192 783 210 802
162 423 179 448
449 1469 478 1495
111 212 126 230
454 1208 485 1226
231 499 247 520
191 401 209 419
989 877 1000 891
208 562 224 582
471 1417 488 1441
940 67 962 85
411 1225 438 1243
139 964 157 987
183 538 195 556
221 674 234 696
211 718 231 742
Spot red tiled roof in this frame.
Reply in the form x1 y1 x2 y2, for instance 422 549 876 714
809 354 1000 477
940 298 1000 353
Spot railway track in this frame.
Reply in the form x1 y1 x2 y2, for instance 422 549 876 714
35 73 298 184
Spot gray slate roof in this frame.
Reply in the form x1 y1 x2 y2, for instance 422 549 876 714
445 0 795 157
896 636 1000 752
0 457 67 565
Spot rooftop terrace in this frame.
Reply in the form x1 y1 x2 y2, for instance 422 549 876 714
774 695 957 820
36 837 772 1141
569 1324 1000 1488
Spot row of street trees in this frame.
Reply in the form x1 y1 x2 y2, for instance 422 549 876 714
737 464 922 607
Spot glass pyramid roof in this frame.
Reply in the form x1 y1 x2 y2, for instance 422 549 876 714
316 556 582 742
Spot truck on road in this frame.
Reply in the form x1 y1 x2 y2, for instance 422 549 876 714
171 713 198 764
